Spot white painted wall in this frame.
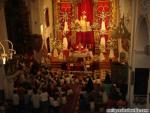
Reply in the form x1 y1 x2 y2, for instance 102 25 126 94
134 15 150 68
130 0 150 108
134 53 150 68
28 0 54 50
135 17 149 51
43 0 54 37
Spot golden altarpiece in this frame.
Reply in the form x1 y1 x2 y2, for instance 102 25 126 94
46 0 130 81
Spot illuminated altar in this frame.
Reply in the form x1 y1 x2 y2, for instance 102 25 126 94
47 0 130 69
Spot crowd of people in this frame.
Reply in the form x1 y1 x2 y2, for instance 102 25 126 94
77 71 128 112
0 54 128 113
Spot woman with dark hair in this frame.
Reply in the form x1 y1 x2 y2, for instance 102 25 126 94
86 77 94 92
103 72 112 96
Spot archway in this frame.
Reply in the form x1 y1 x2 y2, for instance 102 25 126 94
135 16 149 51
133 15 150 106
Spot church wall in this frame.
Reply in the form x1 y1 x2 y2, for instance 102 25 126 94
0 0 8 49
27 0 41 34
27 0 54 36
134 54 150 68
42 0 54 38
133 0 150 69
26 0 53 52
0 0 11 100
129 0 150 108
40 0 54 53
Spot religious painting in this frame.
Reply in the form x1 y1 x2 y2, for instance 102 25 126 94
45 8 50 27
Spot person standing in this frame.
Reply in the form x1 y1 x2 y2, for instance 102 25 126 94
31 90 40 113
12 90 20 113
40 88 49 113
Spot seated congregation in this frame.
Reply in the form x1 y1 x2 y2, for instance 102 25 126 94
1 55 128 113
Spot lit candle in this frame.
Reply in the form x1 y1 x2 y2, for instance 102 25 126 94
2 57 6 64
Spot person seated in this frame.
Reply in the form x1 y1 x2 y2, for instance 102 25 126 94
61 94 67 105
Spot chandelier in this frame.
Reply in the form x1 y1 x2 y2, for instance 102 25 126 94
0 40 16 64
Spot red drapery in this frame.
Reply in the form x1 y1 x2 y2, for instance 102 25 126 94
59 0 111 50
60 2 72 29
76 0 94 49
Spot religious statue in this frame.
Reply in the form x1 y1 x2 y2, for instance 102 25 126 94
63 21 69 35
53 48 58 57
63 37 68 50
75 11 91 32
59 51 64 60
100 37 106 52
99 11 110 33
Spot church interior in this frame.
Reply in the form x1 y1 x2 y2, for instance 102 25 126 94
0 0 150 113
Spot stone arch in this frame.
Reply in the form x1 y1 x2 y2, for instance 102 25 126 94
135 15 149 50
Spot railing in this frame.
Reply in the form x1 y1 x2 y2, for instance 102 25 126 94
49 61 111 70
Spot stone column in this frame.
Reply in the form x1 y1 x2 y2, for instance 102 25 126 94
0 0 8 42
147 70 150 109
127 0 139 106
0 64 5 101
0 0 6 101
0 0 14 100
